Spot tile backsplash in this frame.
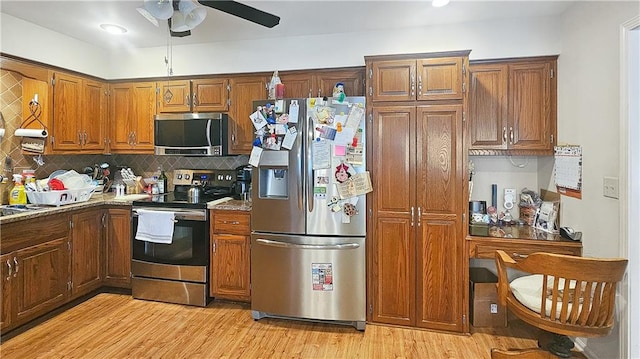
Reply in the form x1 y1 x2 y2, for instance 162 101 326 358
0 69 248 187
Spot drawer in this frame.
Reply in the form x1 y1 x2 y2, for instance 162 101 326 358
469 240 582 260
212 211 250 235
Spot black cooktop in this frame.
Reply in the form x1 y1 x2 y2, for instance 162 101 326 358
132 187 233 209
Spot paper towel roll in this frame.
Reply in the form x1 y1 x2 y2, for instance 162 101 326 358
14 128 48 138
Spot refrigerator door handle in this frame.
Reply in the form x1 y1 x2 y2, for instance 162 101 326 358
256 238 360 250
307 115 314 213
297 132 303 211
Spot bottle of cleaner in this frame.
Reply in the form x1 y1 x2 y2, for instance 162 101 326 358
9 174 27 205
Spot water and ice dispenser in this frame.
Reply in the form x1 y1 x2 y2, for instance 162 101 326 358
258 151 289 199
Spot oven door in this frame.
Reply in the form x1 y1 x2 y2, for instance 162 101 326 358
131 207 209 266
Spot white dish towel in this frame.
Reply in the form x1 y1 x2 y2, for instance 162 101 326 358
135 209 175 244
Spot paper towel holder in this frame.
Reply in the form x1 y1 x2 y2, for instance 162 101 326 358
15 96 48 153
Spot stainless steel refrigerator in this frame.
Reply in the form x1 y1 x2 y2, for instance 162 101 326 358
250 97 367 330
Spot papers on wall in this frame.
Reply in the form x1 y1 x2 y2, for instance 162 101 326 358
554 145 582 198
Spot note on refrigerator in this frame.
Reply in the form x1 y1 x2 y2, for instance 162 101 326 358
282 126 297 150
250 110 268 130
248 146 263 167
288 100 299 123
312 139 331 170
345 105 365 130
336 172 373 199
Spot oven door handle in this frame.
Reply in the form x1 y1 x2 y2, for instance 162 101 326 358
255 238 360 250
132 208 207 221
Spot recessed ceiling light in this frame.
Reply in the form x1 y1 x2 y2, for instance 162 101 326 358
432 0 450 7
100 24 128 34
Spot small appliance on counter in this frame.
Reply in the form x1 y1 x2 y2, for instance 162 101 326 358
469 200 489 236
232 165 252 200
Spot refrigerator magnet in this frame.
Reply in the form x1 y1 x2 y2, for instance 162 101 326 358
335 163 352 183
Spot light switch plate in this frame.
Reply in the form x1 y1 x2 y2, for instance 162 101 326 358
603 176 619 199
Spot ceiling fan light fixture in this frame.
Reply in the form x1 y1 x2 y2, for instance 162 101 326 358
144 0 174 20
170 11 190 33
432 0 450 7
178 0 207 30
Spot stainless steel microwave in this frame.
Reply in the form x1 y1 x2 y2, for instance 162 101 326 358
154 113 228 156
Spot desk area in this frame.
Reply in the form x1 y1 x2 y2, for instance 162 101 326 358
468 225 583 260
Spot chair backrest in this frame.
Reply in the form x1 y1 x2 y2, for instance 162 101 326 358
495 250 628 338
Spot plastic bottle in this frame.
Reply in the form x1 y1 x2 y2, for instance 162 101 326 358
9 174 27 205
157 167 167 194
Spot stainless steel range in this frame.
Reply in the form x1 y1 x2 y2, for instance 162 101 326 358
131 169 235 307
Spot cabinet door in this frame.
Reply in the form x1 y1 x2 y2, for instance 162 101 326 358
368 60 415 102
1 253 12 331
14 238 69 323
314 68 365 98
130 82 156 151
71 210 103 297
104 208 132 288
109 83 134 151
82 79 108 151
415 105 464 332
228 75 267 154
279 72 313 98
508 61 554 150
51 72 82 151
210 234 251 301
416 57 464 101
370 106 416 326
468 64 508 149
157 80 190 113
192 78 229 112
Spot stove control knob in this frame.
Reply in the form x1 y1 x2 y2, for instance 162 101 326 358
185 174 190 180
217 174 224 181
177 174 183 180
226 175 233 181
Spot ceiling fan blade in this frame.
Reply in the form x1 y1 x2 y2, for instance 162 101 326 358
198 0 280 28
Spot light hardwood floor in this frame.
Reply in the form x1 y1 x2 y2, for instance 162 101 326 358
0 293 557 358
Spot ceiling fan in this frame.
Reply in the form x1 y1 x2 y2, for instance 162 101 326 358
138 0 280 38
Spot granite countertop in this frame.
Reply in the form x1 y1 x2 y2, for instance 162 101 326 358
469 223 571 242
0 193 251 224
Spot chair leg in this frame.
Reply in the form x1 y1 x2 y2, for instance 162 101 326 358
537 331 575 358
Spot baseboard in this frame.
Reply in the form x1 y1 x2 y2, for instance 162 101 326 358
574 337 589 356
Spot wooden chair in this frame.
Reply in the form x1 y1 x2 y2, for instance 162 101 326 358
492 250 628 358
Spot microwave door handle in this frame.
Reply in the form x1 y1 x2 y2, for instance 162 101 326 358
206 119 212 146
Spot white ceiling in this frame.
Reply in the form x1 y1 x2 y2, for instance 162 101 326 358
0 0 576 50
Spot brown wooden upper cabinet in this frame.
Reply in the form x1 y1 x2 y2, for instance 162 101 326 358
228 74 268 154
468 56 557 154
51 72 108 153
279 68 365 99
157 78 229 113
366 52 469 102
108 81 156 153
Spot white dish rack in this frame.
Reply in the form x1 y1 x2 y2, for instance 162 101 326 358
26 186 96 207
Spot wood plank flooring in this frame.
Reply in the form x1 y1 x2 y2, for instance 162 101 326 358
0 293 562 358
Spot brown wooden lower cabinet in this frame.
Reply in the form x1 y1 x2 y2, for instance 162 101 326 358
103 208 132 288
1 214 71 333
71 209 104 298
209 210 251 302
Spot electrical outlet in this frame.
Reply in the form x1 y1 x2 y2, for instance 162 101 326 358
504 188 516 210
490 303 498 314
603 176 619 199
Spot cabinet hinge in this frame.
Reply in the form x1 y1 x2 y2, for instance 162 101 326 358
463 314 466 324
462 111 466 122
550 134 554 143
462 82 466 93
369 304 373 315
67 241 72 251
368 86 373 97
368 208 372 218
462 213 466 222
156 87 160 94
462 63 466 74
368 113 372 124
67 281 72 291
51 78 55 86
227 98 231 106
69 220 74 229
50 136 55 144
226 84 231 92
550 69 555 79
368 68 373 79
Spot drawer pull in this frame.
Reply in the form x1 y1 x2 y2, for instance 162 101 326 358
6 259 12 281
222 221 241 225
512 252 528 259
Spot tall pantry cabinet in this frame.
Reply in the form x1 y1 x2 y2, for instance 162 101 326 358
366 51 469 332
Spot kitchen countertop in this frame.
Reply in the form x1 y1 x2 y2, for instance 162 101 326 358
0 193 251 224
469 223 573 242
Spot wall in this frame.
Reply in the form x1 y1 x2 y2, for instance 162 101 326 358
556 2 639 358
2 13 562 80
